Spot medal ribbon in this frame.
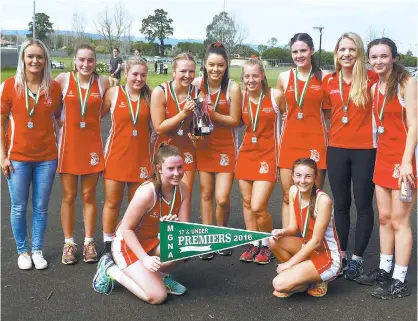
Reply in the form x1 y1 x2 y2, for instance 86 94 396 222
24 83 41 118
299 191 311 244
75 72 94 119
159 186 177 217
339 70 351 114
168 81 193 128
376 82 387 123
294 67 313 109
205 82 222 111
121 86 141 126
247 91 264 134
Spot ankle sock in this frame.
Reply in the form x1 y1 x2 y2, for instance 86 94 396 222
65 238 74 244
84 237 94 245
103 233 113 243
351 255 363 262
251 241 260 247
261 238 269 247
106 265 122 283
379 254 394 273
392 264 407 283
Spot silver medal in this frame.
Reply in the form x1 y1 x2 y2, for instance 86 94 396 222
202 127 210 134
80 121 86 128
251 136 257 144
27 121 34 129
132 129 138 136
209 124 214 131
378 126 385 134
177 129 184 136
297 112 303 120
341 116 348 124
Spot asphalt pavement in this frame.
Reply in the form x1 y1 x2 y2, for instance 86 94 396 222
1 117 416 321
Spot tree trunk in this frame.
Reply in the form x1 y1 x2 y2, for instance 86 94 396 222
160 38 165 57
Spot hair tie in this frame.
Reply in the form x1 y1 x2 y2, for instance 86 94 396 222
214 42 223 48
251 55 260 60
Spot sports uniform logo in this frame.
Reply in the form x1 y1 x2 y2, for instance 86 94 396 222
220 154 229 166
140 167 148 179
184 152 193 164
259 161 269 174
262 107 273 113
45 97 52 106
392 164 400 178
91 93 101 98
311 85 322 91
68 90 75 97
310 149 320 162
330 89 340 95
150 211 159 219
119 101 126 108
288 85 294 91
90 152 99 166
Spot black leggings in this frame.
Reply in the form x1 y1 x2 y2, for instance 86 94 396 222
327 147 376 257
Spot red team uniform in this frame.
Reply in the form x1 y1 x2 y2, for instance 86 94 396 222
196 79 238 173
104 86 152 182
279 70 328 169
153 81 197 171
294 189 341 281
372 87 417 189
235 89 280 182
58 72 105 175
1 78 62 161
112 181 184 269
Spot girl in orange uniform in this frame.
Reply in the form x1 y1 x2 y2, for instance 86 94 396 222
277 33 328 229
356 38 416 300
55 44 110 265
270 158 341 298
93 143 190 303
235 58 281 265
1 39 61 270
192 43 241 260
99 59 152 255
322 33 378 280
151 53 198 218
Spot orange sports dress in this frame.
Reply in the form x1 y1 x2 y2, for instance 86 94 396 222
235 89 280 182
372 87 417 189
104 86 152 182
195 79 238 173
153 81 197 171
278 69 328 169
57 72 104 175
0 78 61 161
322 70 378 149
112 181 183 269
294 189 341 281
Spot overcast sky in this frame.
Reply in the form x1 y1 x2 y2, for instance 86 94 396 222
1 0 417 53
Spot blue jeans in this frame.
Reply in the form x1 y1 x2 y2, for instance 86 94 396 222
7 159 58 254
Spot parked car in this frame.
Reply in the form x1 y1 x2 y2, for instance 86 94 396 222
51 60 65 69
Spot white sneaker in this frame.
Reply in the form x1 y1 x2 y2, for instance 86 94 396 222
32 251 48 270
18 254 33 270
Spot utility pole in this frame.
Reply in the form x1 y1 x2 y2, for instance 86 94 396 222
33 0 36 39
221 0 226 43
314 27 324 68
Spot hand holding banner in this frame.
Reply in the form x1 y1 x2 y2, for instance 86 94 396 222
160 221 271 263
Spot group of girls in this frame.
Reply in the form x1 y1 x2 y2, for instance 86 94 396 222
1 30 416 304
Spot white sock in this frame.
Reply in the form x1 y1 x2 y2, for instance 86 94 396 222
65 238 74 244
392 264 408 283
251 241 260 247
106 265 122 283
261 238 269 247
379 254 394 273
103 233 113 243
84 237 94 245
351 255 363 262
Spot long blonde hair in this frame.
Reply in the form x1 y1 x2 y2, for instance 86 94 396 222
241 57 269 95
172 53 195 72
14 38 53 98
334 32 369 108
125 58 152 106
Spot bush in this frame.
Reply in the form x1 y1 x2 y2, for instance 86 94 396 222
96 61 108 73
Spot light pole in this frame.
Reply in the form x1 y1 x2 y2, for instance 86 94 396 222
33 0 36 39
314 27 324 68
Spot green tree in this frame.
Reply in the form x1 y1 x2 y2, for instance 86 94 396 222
258 44 267 56
267 37 278 48
204 11 247 59
176 42 205 58
235 44 258 57
27 13 54 46
262 47 292 63
132 41 159 56
140 9 174 57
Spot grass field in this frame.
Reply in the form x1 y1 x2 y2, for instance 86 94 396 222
1 57 285 88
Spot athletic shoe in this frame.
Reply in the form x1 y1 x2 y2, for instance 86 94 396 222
162 274 187 295
253 246 273 265
32 251 48 270
356 268 391 286
199 253 214 260
100 241 112 257
371 278 411 300
345 259 363 281
18 254 33 270
306 282 328 297
62 243 78 265
83 241 98 263
92 254 115 295
339 257 348 276
239 244 260 262
216 249 232 256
